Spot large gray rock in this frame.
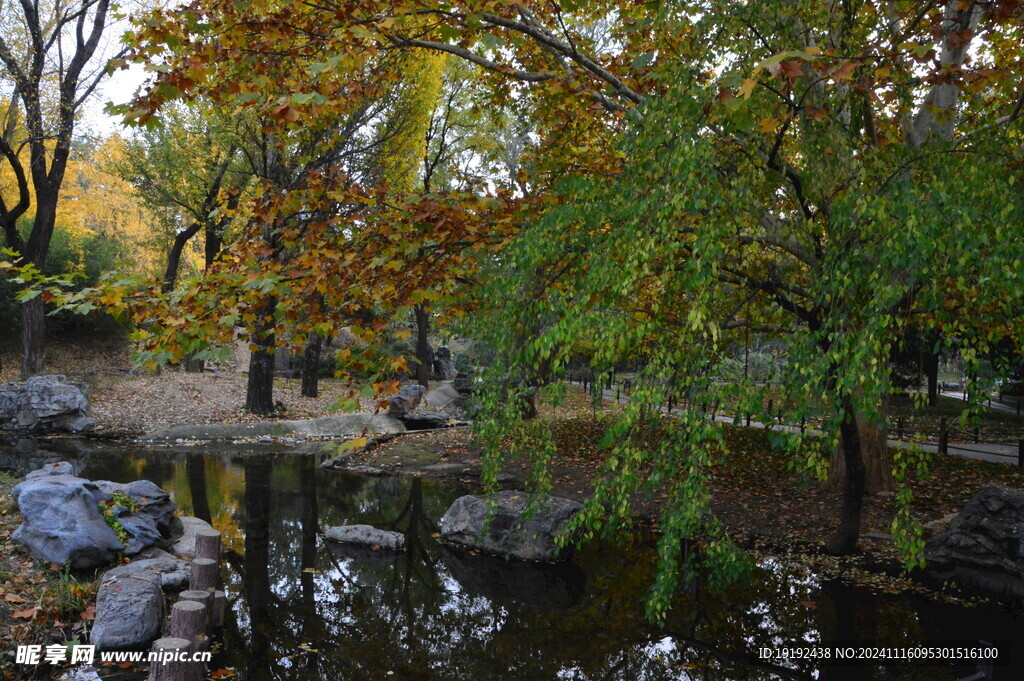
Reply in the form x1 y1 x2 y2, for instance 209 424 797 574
0 376 94 433
12 472 181 568
170 516 216 559
11 475 124 569
90 563 165 650
925 485 1024 598
433 346 457 380
142 413 405 442
388 384 427 418
324 524 405 550
440 491 582 562
423 383 460 409
93 480 182 555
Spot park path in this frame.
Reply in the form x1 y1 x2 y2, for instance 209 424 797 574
571 380 1022 466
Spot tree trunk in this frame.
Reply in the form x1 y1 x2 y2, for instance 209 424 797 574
245 298 276 414
19 187 60 378
162 223 202 292
826 394 895 495
20 294 45 377
826 399 866 555
301 332 321 398
205 219 225 268
414 304 431 388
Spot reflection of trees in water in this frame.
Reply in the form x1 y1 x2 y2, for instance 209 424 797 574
61 448 1019 681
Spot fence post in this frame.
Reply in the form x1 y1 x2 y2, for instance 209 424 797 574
745 412 751 427
897 416 904 440
800 418 805 434
938 417 948 455
1018 440 1023 469
974 425 980 444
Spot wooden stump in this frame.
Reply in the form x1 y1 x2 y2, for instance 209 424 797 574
195 528 223 589
195 528 222 561
148 637 191 681
179 589 213 633
211 590 226 628
190 558 218 593
170 600 207 645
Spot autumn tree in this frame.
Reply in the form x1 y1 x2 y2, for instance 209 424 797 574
0 0 120 376
116 102 251 291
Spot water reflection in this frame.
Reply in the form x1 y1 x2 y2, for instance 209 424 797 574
1 441 1020 680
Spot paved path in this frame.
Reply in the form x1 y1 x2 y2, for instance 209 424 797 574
572 381 1022 466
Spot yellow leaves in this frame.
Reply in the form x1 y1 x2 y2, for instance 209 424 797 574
737 78 757 99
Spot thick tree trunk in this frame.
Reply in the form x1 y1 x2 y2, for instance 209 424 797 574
19 185 62 377
826 399 866 555
245 299 277 414
204 220 224 268
414 305 431 388
20 294 45 377
827 394 895 495
301 332 321 398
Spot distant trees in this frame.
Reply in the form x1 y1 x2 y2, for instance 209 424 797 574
0 0 120 376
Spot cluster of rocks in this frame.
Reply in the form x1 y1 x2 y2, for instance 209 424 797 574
10 461 219 650
326 490 582 563
0 375 94 433
387 384 451 429
12 462 181 569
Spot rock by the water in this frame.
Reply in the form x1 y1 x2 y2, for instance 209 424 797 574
433 346 457 380
170 516 216 559
0 376 94 433
90 564 165 650
453 372 473 393
439 491 581 562
11 475 124 569
12 472 181 568
143 413 405 442
925 485 1024 598
423 383 460 409
111 553 191 590
402 409 450 429
94 480 182 555
388 384 427 418
324 524 405 550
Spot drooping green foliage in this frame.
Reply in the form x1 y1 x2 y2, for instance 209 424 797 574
470 1 1024 620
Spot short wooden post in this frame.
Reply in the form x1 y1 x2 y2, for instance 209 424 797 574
169 600 207 645
194 528 222 562
974 425 980 444
211 590 226 628
616 387 620 403
897 416 904 440
147 637 191 681
938 417 948 455
745 412 751 427
766 399 773 428
179 590 213 633
190 558 218 593
1018 440 1023 469
800 417 805 434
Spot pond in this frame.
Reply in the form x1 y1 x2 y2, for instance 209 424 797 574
2 437 1022 681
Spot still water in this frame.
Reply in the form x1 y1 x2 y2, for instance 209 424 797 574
3 438 1022 681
